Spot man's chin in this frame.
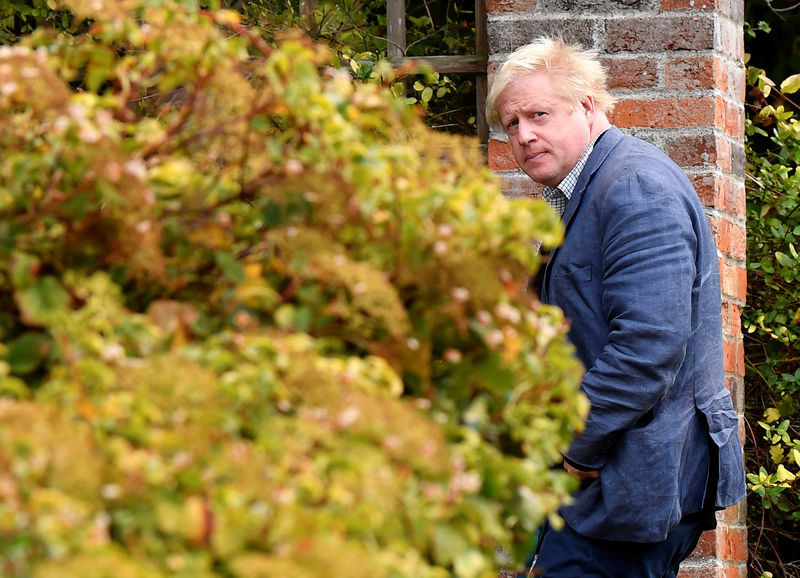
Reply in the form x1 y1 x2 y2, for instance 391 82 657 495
524 171 556 188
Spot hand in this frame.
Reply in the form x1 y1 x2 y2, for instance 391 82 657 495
563 460 600 480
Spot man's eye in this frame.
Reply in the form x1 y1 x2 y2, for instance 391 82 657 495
507 119 519 129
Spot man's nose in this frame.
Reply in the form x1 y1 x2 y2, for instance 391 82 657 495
517 119 538 144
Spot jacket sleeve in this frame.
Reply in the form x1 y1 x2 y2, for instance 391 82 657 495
564 167 698 470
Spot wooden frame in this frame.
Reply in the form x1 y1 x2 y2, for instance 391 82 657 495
387 0 488 143
302 0 488 143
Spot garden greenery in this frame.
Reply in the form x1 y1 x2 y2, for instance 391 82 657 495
744 25 800 576
0 1 587 577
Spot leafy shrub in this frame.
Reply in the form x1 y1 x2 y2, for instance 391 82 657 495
0 1 586 577
744 57 800 576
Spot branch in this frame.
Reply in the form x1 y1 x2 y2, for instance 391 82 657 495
200 10 273 59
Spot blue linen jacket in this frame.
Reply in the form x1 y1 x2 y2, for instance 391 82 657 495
539 126 747 543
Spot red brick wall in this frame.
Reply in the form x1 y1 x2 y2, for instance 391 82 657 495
485 1 748 576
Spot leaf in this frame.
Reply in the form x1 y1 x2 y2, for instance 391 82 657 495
16 276 71 326
262 200 284 227
780 73 800 95
0 376 31 399
7 332 52 375
770 445 785 464
775 251 794 267
421 86 433 103
214 251 245 284
86 46 116 93
776 464 796 483
453 550 488 578
432 524 469 566
764 407 782 423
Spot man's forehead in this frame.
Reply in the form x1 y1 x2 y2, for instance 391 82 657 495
499 82 560 110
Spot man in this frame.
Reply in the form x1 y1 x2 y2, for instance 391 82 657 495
486 38 746 577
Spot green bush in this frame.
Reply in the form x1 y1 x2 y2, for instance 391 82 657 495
0 1 586 577
744 53 800 576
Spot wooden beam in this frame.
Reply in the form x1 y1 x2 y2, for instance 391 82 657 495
475 0 488 143
299 0 318 34
393 55 487 74
387 0 406 58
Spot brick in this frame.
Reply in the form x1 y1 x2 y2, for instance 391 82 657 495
603 55 659 90
729 63 746 101
662 0 717 9
716 135 732 172
707 215 722 245
711 59 746 109
730 140 745 175
723 338 744 375
488 139 519 171
486 0 537 12
538 0 660 12
722 377 745 416
718 17 745 60
738 264 747 299
499 171 543 199
487 18 595 54
722 565 748 578
677 567 721 578
721 301 732 334
713 57 730 95
724 99 744 138
691 173 718 208
725 219 746 260
722 301 743 336
666 55 715 90
715 175 735 212
714 175 737 214
664 132 717 169
607 15 714 52
716 525 748 562
690 174 745 215
727 179 746 217
689 0 743 19
717 502 747 525
719 259 746 301
730 381 746 413
612 97 716 129
693 529 718 557
715 218 746 260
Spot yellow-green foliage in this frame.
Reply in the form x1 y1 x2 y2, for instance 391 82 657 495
0 1 586 577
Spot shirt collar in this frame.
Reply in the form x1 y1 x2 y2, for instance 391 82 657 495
543 127 610 201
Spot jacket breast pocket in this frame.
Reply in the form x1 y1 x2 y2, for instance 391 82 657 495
553 264 592 284
550 265 593 303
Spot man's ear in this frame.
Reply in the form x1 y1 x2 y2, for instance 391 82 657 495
581 95 596 116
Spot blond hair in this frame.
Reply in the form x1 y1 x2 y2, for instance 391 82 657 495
486 37 616 132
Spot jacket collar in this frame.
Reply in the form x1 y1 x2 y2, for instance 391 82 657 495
560 125 625 228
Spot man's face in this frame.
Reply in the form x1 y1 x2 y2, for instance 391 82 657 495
497 72 595 188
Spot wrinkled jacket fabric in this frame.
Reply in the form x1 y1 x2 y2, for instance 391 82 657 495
539 126 746 543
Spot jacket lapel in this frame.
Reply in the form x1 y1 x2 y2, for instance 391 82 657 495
560 126 624 229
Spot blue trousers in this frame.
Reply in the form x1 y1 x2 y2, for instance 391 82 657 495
521 512 710 578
